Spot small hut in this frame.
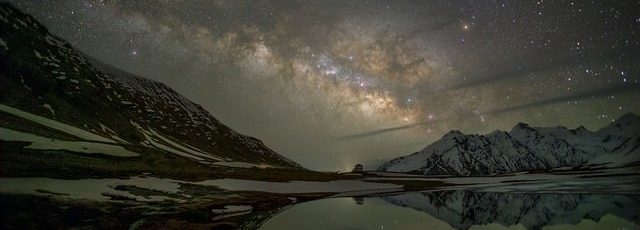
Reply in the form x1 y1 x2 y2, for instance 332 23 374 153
352 164 364 172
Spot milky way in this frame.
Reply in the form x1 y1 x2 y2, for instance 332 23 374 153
10 0 640 170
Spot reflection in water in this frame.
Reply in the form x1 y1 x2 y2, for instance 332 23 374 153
384 190 639 230
259 196 455 230
259 191 639 230
353 196 364 205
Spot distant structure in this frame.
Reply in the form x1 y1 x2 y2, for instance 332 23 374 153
353 196 364 205
352 164 364 172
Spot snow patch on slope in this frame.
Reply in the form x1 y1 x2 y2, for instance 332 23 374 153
0 37 7 50
41 103 54 116
148 128 222 161
0 127 139 157
212 161 272 169
0 104 115 143
98 123 128 143
130 121 222 162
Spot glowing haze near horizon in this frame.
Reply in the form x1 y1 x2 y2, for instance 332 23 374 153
10 0 640 171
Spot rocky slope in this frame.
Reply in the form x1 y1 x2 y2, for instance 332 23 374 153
0 4 301 169
378 114 640 175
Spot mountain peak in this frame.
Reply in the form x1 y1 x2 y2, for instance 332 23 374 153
615 113 640 124
443 130 465 139
572 125 590 135
599 113 640 136
510 122 536 134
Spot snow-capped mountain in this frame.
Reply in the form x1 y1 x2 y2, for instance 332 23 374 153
383 190 639 230
378 114 640 176
0 4 301 168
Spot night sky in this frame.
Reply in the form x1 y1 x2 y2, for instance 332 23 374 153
9 0 640 171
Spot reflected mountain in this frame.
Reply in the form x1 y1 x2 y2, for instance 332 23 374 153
382 190 640 230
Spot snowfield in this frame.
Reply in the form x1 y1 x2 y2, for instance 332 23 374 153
211 205 253 214
0 127 139 157
0 103 279 167
211 205 254 221
0 177 182 202
379 114 640 176
0 103 116 143
130 121 223 162
212 161 272 168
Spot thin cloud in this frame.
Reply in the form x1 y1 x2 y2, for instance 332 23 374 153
340 83 640 140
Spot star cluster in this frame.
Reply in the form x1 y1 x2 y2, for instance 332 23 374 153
11 0 640 170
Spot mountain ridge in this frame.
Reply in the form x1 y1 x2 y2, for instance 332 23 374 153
378 113 640 176
0 3 301 169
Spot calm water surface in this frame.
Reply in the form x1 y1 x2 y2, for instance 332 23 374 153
259 190 639 230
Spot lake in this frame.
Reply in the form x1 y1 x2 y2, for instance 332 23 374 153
259 190 639 230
